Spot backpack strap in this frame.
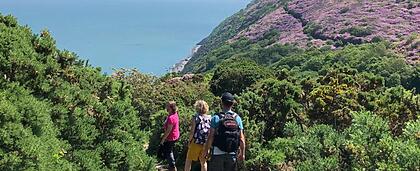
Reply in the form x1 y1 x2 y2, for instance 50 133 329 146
216 112 225 118
217 111 237 118
192 113 200 137
194 113 200 123
226 111 237 118
215 112 224 132
216 111 238 130
219 111 237 120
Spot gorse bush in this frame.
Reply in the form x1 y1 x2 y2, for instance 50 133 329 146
246 112 420 170
0 83 75 170
237 78 303 140
210 59 274 96
339 26 373 37
0 14 155 170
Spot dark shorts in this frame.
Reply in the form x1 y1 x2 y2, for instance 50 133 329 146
162 140 177 168
208 154 237 171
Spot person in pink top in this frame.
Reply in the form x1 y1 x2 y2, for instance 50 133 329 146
160 101 180 171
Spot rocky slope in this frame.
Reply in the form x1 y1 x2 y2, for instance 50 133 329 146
183 0 420 73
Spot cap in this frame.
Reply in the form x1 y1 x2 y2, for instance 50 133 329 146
221 92 235 103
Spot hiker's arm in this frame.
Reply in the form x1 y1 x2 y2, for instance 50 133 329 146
160 124 173 144
201 128 215 159
238 130 246 161
188 118 195 143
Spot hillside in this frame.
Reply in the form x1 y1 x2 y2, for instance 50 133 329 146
183 0 420 73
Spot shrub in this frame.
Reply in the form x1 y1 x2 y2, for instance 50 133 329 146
303 22 323 38
210 60 273 96
237 78 302 140
340 26 373 37
339 7 350 14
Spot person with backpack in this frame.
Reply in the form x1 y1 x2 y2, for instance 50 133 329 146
184 100 211 171
160 101 180 171
201 92 245 171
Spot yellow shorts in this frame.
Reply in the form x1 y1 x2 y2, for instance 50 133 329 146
186 142 204 161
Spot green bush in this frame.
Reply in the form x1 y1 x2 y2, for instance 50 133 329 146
303 22 323 38
246 111 420 170
340 26 373 37
0 14 156 170
210 60 273 96
237 78 302 140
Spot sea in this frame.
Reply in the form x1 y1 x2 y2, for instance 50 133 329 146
0 0 250 75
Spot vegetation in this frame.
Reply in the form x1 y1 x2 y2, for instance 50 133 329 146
303 22 324 39
340 26 373 37
0 14 156 170
184 37 300 73
246 112 420 170
1 12 419 171
210 60 274 96
183 0 285 73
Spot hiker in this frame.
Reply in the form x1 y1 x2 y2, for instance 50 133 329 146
160 101 180 171
184 100 212 171
201 92 246 171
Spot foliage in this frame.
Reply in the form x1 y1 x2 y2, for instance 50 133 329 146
185 37 300 73
0 14 155 170
210 60 274 96
303 22 323 39
246 112 420 170
273 43 418 90
114 69 217 129
340 26 373 37
183 0 284 73
0 84 76 170
237 78 302 140
234 42 419 170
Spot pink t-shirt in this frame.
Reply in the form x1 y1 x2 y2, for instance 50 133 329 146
164 112 180 141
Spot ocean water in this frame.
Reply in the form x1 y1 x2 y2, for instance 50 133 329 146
0 0 250 75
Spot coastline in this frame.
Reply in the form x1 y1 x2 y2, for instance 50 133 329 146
169 45 201 73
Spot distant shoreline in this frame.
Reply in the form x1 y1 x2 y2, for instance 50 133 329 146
169 45 201 73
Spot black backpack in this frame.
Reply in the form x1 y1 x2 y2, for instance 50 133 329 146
213 112 241 153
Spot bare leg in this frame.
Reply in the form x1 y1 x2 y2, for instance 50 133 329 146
184 159 192 171
200 159 207 171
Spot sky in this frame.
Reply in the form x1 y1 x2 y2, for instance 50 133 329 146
0 0 250 75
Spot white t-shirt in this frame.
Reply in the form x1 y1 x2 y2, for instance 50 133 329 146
213 146 236 155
